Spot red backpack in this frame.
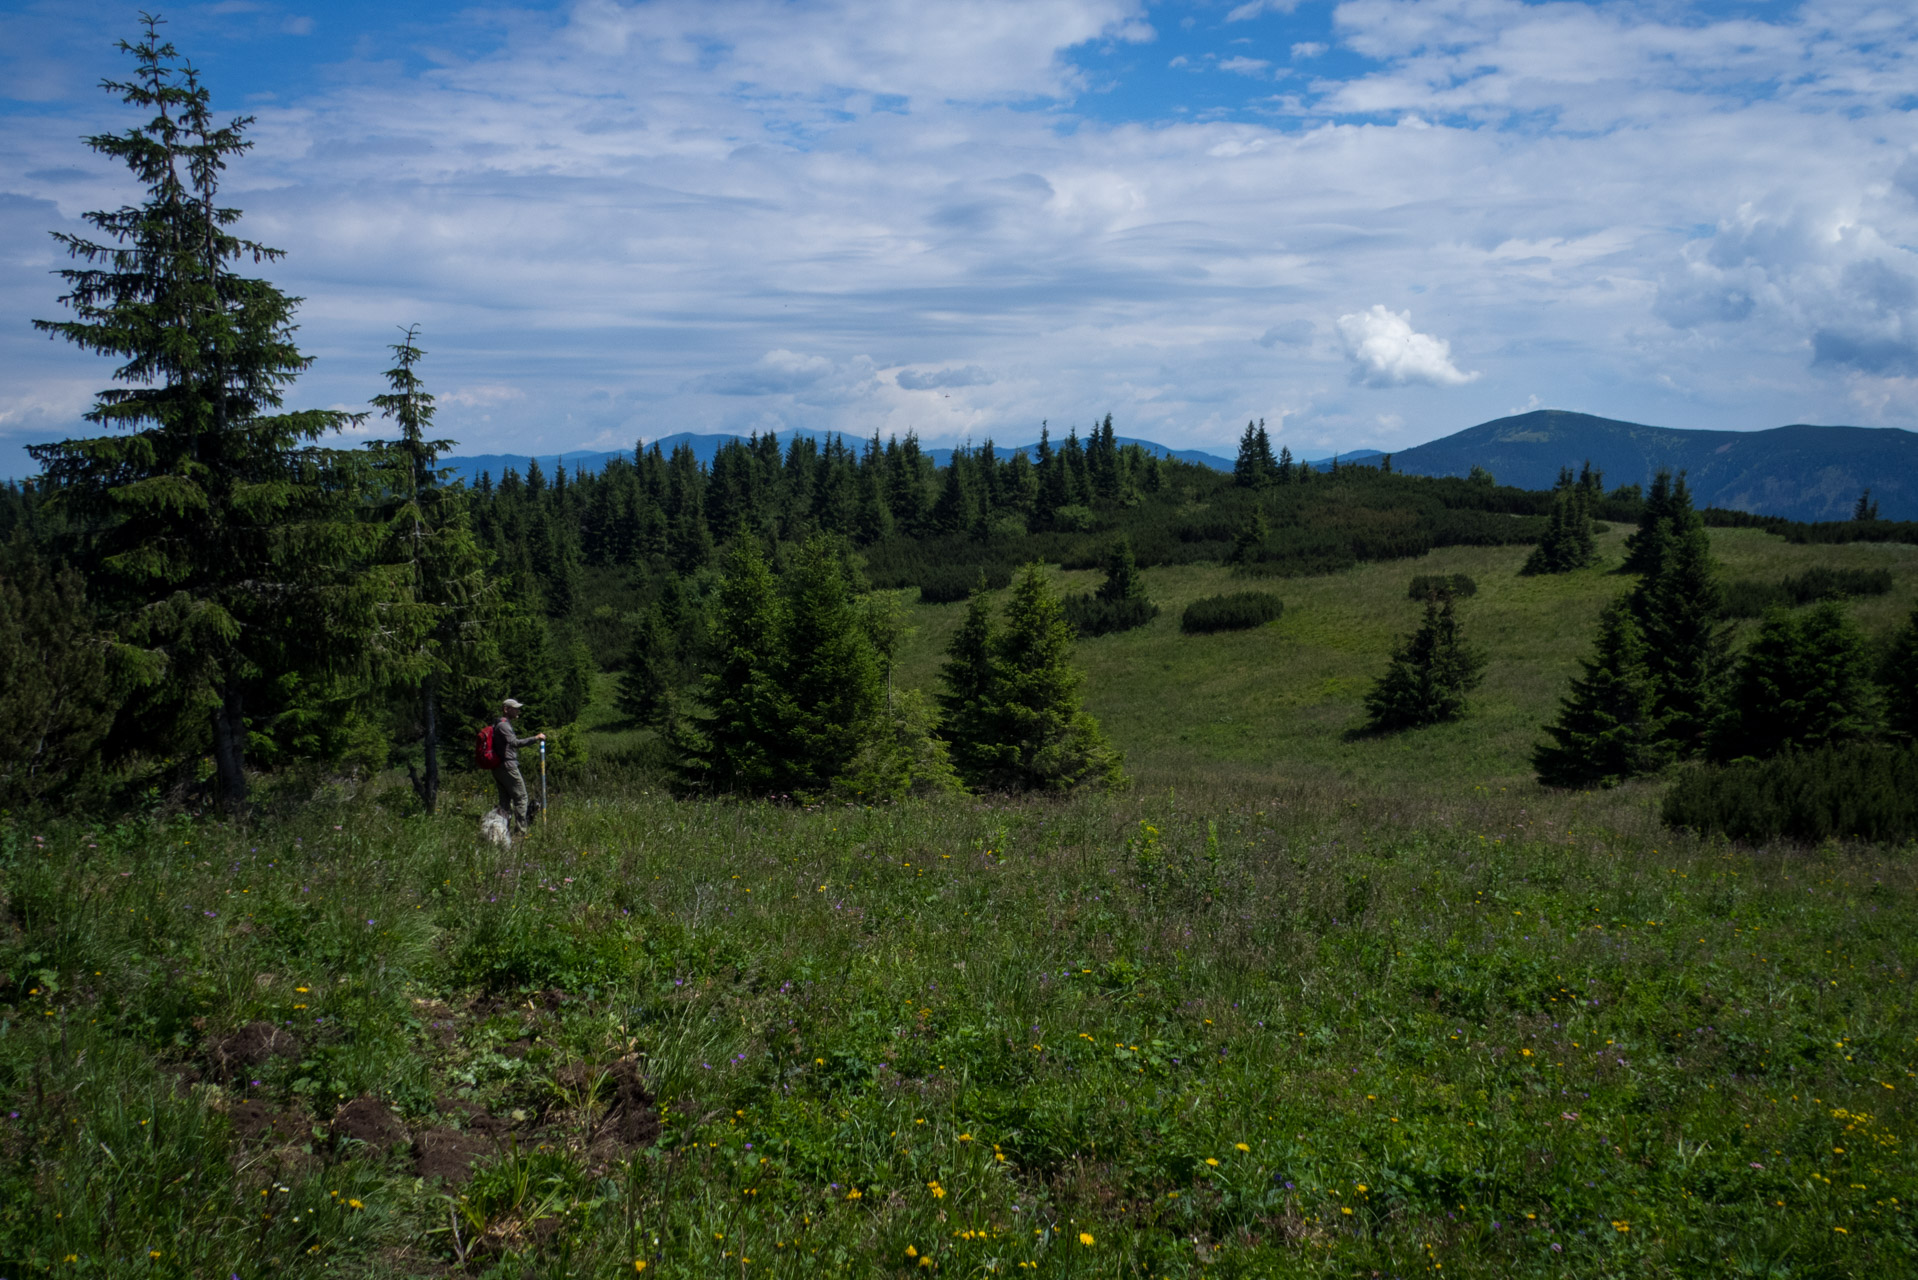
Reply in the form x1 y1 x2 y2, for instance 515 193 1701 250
475 723 502 770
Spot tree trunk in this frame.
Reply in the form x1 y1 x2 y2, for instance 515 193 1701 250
421 670 440 815
210 682 247 813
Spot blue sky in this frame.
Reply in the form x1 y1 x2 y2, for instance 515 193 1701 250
3 0 1917 474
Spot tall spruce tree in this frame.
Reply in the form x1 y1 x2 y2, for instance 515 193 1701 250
1363 596 1487 731
1628 489 1725 755
678 533 786 793
777 534 884 794
1708 601 1876 762
365 327 497 814
1532 600 1667 787
31 18 367 810
938 564 1122 792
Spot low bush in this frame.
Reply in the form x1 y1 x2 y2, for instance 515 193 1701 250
1661 743 1918 843
1062 594 1159 637
1722 566 1894 618
919 563 1013 604
1408 573 1477 601
1181 591 1283 634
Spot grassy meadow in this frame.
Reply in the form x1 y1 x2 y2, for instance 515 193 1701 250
5 528 1918 1278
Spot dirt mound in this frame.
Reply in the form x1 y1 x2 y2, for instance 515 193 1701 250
229 1098 308 1145
330 1095 406 1152
603 1055 660 1148
413 1127 495 1185
209 1021 301 1079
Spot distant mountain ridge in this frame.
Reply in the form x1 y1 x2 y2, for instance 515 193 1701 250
436 412 1916 523
1385 411 1918 522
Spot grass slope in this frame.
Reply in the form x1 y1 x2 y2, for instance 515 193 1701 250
7 528 1917 1277
4 785 1914 1277
888 526 1918 800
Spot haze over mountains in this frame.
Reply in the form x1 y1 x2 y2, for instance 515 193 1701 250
441 412 1915 523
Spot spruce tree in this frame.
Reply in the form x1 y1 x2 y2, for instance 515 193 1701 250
1533 600 1667 787
938 566 1121 792
1097 536 1145 603
30 18 367 810
617 604 677 727
1628 494 1725 755
1621 469 1676 576
777 534 884 794
1232 421 1262 488
1363 596 1487 731
1520 484 1598 575
365 327 497 814
1709 601 1875 762
1885 606 1918 742
1855 488 1880 522
679 533 786 793
0 534 120 809
1229 506 1268 565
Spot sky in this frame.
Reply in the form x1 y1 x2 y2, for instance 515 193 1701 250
3 0 1918 475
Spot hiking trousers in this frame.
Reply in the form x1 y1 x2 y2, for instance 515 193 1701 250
493 762 529 832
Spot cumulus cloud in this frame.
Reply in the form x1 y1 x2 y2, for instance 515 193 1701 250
1337 307 1480 388
689 350 839 397
1217 56 1271 77
1226 0 1300 21
7 0 1918 468
897 365 991 390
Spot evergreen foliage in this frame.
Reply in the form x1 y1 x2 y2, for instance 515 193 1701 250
364 328 497 813
1627 481 1726 755
1620 470 1678 576
937 565 1123 792
1233 420 1280 488
1884 607 1918 742
29 19 370 810
0 536 120 809
1707 601 1876 762
1721 566 1893 618
1180 592 1284 634
1408 573 1477 601
1063 536 1158 637
1363 597 1487 731
1662 744 1918 844
1519 482 1597 575
1532 600 1668 788
677 534 786 794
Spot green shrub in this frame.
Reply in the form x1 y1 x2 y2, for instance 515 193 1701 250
1662 744 1918 843
1062 594 1159 637
1180 591 1284 634
1408 573 1477 601
1723 567 1894 618
919 563 1013 604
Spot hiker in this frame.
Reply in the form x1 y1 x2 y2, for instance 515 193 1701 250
490 698 545 833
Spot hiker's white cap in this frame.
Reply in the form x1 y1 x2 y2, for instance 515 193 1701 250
502 698 524 710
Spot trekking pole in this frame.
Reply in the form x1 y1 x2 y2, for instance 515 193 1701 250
540 737 548 827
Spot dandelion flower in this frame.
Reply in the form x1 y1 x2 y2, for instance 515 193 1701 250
1205 1157 1219 1166
348 1199 364 1210
1235 1142 1250 1152
634 1262 648 1272
1079 1232 1095 1246
906 1246 919 1258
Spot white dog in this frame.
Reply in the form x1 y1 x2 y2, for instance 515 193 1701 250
480 809 513 850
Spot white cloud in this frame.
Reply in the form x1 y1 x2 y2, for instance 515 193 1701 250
1226 0 1300 21
1290 41 1326 60
1337 307 1480 388
1217 56 1271 77
7 0 1918 469
897 365 992 390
